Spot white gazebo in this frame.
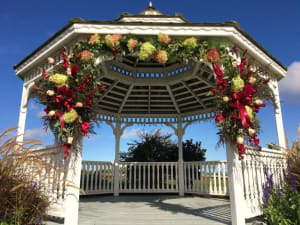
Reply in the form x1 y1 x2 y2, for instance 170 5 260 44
14 4 287 225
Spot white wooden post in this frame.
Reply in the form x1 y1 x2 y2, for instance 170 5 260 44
64 138 83 225
272 81 286 149
226 140 246 225
177 117 185 196
113 120 121 196
16 83 33 143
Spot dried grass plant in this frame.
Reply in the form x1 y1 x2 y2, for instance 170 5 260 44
284 124 300 191
0 128 70 225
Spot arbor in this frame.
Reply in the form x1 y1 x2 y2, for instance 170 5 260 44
120 130 206 162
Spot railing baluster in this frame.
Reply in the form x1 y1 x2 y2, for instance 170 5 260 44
129 164 132 191
213 163 217 194
217 162 221 195
134 163 137 191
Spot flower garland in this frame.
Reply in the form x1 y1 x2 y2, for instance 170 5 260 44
34 33 271 159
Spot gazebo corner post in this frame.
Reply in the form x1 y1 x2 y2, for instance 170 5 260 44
113 120 121 197
177 117 185 197
272 80 286 149
64 137 83 225
16 83 33 144
226 139 246 225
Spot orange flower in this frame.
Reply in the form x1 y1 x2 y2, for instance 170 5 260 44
207 48 220 63
80 50 92 62
105 34 122 49
154 50 168 64
88 34 100 45
158 33 171 45
127 38 138 52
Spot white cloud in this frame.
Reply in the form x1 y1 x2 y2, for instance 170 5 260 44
121 129 141 139
121 128 173 140
24 128 50 139
279 62 300 98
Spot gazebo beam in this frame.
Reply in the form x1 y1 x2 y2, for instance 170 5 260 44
166 84 181 114
181 81 206 109
118 84 134 114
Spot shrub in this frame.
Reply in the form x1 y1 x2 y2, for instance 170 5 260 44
0 128 61 225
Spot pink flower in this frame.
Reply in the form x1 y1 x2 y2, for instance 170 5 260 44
80 50 92 62
154 50 168 64
88 34 100 45
66 67 72 75
127 38 138 52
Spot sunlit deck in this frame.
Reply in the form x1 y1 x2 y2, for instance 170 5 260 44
45 195 263 225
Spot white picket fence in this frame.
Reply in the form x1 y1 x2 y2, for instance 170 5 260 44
27 144 286 219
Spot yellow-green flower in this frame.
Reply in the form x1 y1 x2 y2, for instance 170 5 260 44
232 75 245 92
245 106 254 121
105 34 122 49
138 42 156 61
158 33 171 45
49 74 68 87
63 109 78 123
183 37 197 48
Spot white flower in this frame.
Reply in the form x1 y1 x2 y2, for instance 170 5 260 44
248 128 256 136
48 57 55 64
223 96 230 102
67 137 73 144
236 136 244 145
48 110 56 117
75 102 83 108
46 90 55 96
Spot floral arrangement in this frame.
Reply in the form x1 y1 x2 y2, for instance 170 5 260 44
207 48 271 159
34 33 272 159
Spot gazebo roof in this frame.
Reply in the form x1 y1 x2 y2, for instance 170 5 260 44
13 4 287 123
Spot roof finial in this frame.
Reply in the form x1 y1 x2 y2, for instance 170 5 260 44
149 1 152 8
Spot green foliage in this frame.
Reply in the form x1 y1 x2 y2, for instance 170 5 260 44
120 130 206 162
263 185 300 225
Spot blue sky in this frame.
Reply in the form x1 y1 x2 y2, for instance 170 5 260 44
1 0 299 161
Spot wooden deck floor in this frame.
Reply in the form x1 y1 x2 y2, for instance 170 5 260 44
46 195 264 225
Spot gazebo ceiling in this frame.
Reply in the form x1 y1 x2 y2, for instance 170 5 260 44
95 60 216 116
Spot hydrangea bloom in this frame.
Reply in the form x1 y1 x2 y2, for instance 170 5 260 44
49 74 68 87
63 109 79 123
138 42 156 61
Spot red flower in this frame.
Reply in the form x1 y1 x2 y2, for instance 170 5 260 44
98 84 106 91
80 122 90 136
71 64 79 73
207 48 220 63
61 49 69 68
43 107 50 114
42 68 47 78
215 113 224 122
78 83 88 91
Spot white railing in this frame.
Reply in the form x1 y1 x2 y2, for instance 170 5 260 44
28 145 66 218
25 144 286 220
184 161 228 196
118 162 178 193
242 146 286 219
81 161 114 194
